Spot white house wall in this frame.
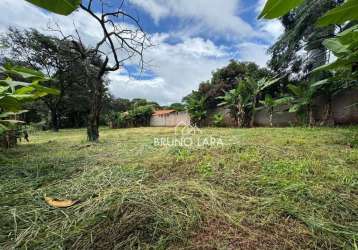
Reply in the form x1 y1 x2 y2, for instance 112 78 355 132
150 112 191 127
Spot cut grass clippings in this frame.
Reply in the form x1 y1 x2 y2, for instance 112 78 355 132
0 127 357 249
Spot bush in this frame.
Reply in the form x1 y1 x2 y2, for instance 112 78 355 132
107 105 154 128
212 113 225 127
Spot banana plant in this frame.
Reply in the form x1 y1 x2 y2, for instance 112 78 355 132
286 83 320 125
246 77 281 127
259 95 292 127
218 79 253 127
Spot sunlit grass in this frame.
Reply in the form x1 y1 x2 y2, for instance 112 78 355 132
0 127 357 249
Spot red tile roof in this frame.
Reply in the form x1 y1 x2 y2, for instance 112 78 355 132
153 110 176 116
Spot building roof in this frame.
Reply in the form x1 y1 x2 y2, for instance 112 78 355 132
152 110 176 116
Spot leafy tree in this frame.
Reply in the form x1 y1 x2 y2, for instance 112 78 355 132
23 0 150 141
128 105 154 127
1 28 91 131
60 1 150 142
217 77 280 127
168 103 186 112
261 0 358 78
106 104 154 128
315 25 358 76
131 99 160 110
197 61 273 109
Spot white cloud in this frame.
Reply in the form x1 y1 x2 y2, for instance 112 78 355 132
258 20 284 40
236 42 270 67
108 73 177 104
109 35 230 104
129 0 258 39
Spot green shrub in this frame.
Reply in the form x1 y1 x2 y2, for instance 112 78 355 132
212 113 225 127
107 105 154 128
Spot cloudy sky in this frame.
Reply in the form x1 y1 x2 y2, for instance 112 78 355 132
0 0 283 105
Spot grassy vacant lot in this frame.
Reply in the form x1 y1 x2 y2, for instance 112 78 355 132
0 127 357 249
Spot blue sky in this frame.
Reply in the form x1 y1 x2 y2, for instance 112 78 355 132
0 0 283 104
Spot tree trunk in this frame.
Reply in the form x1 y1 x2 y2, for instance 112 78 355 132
250 96 256 128
87 112 99 142
269 109 273 127
308 106 315 127
234 113 240 127
87 79 104 142
50 108 60 132
322 98 334 126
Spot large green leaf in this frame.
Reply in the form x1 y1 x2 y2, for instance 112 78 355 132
336 25 358 50
258 0 304 19
289 104 302 113
287 84 303 97
0 86 10 94
0 79 28 92
0 96 21 111
323 39 349 57
311 79 329 88
4 64 46 80
11 94 35 101
0 110 29 118
314 59 352 72
274 96 293 106
31 81 61 96
14 86 35 95
259 77 281 91
317 0 358 26
25 0 81 16
1 120 26 124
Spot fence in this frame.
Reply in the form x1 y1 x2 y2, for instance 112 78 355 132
205 87 358 127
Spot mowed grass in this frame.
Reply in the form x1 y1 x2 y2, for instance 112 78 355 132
0 127 357 249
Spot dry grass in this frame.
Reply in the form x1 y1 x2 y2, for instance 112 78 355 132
0 126 357 249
